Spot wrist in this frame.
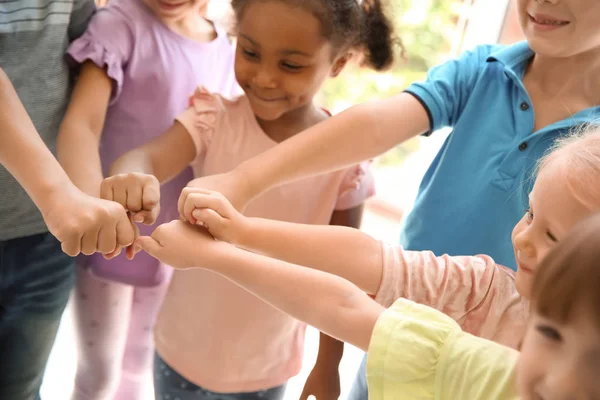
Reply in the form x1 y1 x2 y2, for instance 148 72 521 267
232 216 254 249
233 162 261 202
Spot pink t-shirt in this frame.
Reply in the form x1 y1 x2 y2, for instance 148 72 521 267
154 89 375 392
375 243 529 349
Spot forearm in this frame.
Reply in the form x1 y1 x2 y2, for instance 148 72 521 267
315 332 344 368
0 69 77 212
220 247 384 351
237 218 383 295
237 93 428 199
57 126 104 196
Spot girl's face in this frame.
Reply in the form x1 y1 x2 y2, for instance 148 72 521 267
511 160 592 298
143 0 207 22
233 1 347 122
517 309 600 399
517 0 600 58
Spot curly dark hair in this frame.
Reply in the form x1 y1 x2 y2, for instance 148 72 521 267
230 0 400 71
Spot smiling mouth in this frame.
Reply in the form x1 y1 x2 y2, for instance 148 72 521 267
528 14 569 26
250 90 285 103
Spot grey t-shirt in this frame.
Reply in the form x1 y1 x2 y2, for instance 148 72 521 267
0 0 95 240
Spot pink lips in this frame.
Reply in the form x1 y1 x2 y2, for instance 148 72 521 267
528 13 570 31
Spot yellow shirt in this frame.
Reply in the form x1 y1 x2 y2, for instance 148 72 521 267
367 299 520 399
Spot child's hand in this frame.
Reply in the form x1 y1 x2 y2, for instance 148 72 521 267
100 173 160 225
178 188 248 245
180 170 253 217
42 185 136 256
135 220 233 270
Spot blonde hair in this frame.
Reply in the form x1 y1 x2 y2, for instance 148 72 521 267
537 123 600 210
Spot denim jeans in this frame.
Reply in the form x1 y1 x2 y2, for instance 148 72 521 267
347 354 368 400
154 353 286 400
0 233 75 400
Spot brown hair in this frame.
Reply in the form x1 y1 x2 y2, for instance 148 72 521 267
531 212 600 331
230 0 401 71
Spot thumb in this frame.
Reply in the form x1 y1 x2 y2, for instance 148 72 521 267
191 208 223 229
135 236 162 257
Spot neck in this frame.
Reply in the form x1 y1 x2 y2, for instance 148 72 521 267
160 6 215 42
527 49 600 104
257 103 328 143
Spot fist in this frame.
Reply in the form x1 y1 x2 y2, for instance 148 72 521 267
101 173 160 225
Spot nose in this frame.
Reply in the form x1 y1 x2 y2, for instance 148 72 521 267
252 63 278 89
514 226 535 256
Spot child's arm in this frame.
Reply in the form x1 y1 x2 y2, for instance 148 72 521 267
101 121 196 226
301 206 365 400
183 190 384 294
0 67 135 256
57 61 113 197
180 93 429 215
136 220 384 351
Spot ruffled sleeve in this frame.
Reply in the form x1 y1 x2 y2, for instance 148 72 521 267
366 299 518 400
334 161 376 210
66 5 134 103
175 86 223 163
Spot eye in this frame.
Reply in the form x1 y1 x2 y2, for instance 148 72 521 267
280 61 304 72
536 324 563 342
242 48 259 60
525 207 534 223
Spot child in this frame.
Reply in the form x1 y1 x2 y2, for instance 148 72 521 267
101 0 394 397
0 1 97 398
178 0 600 394
56 0 238 398
0 67 134 258
165 125 600 351
136 151 600 400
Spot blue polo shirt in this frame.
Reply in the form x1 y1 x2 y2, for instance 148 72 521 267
400 41 600 270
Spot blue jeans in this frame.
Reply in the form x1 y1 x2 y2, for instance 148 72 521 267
347 355 368 400
154 354 286 400
0 233 74 400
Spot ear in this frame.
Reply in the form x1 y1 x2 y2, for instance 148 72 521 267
330 53 351 78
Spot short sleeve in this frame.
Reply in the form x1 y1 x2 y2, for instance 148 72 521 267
175 87 222 163
366 299 519 400
404 44 498 135
366 299 460 398
335 161 376 210
66 5 134 103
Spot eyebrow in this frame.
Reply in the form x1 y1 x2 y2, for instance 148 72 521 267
238 34 312 57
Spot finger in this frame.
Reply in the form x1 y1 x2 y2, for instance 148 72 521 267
135 236 163 258
191 208 223 230
125 245 136 260
183 193 225 223
116 212 136 247
178 187 192 220
61 233 83 257
103 246 122 260
142 181 160 212
100 180 114 201
80 227 101 255
115 184 129 209
126 182 143 213
97 225 117 255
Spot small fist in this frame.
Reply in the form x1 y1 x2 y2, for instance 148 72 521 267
101 173 160 225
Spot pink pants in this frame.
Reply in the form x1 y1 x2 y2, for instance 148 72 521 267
71 264 172 400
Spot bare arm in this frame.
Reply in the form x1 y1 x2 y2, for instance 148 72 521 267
108 121 196 182
137 220 384 351
0 67 134 255
57 61 112 196
186 93 429 209
0 68 79 210
187 191 384 295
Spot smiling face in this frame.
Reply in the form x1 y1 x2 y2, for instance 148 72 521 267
233 1 345 122
511 159 592 299
516 0 600 58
